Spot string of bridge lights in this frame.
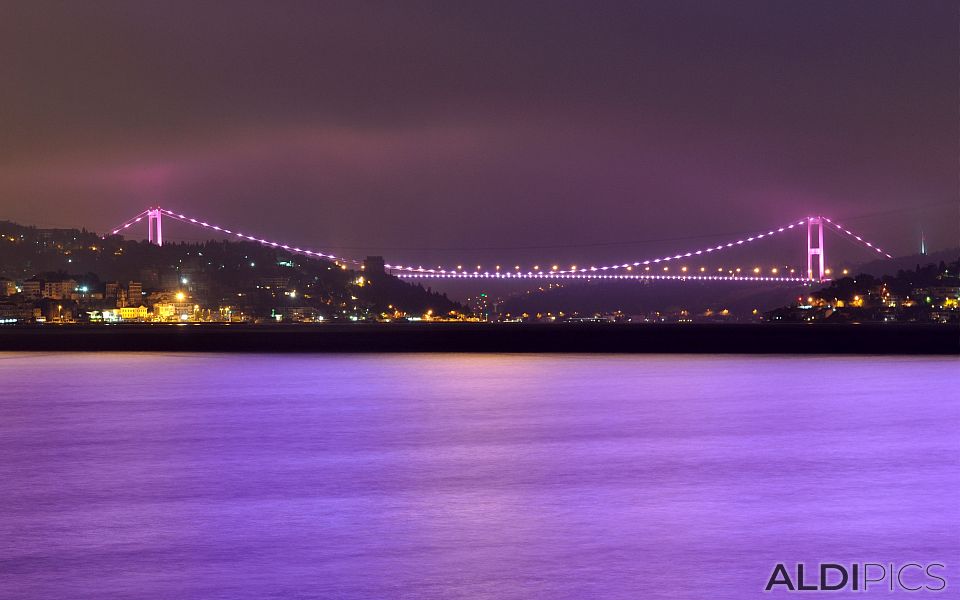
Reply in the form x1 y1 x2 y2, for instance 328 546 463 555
383 217 890 277
822 217 893 259
143 208 362 266
106 209 892 280
107 209 150 236
399 273 815 283
385 219 811 275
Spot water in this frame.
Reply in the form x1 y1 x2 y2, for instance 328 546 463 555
1 353 957 599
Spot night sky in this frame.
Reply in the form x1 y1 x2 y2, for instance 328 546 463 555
1 1 956 270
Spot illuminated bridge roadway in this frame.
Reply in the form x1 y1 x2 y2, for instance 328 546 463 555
107 207 894 285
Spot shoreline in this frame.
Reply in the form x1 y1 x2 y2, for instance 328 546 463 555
0 323 956 354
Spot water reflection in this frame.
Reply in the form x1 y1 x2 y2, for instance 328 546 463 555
1 354 957 598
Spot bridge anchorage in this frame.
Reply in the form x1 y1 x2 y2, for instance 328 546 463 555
108 208 893 285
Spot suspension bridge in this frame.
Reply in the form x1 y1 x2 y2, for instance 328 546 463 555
107 207 894 285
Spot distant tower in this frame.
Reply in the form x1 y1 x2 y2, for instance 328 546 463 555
147 208 163 246
920 230 926 255
363 256 386 276
807 216 825 281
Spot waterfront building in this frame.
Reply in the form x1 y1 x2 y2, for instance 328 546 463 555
126 282 143 305
119 306 149 321
0 277 16 296
105 282 121 303
0 300 36 323
153 303 177 320
21 278 41 298
42 280 77 300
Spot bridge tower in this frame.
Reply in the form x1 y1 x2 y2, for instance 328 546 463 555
806 216 825 281
147 208 163 246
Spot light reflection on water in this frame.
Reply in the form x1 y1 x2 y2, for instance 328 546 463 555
0 353 957 599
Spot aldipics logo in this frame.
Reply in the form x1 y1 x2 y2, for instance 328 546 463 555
765 563 947 592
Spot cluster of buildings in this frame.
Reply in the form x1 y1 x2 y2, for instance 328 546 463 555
0 276 239 324
0 271 462 324
765 282 959 323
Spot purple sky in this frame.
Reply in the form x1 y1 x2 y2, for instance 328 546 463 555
0 1 956 269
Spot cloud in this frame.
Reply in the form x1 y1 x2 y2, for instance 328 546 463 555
0 1 955 256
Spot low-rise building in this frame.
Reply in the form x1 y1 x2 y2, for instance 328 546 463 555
119 305 149 321
153 301 199 321
39 299 78 322
153 303 178 320
272 306 320 322
0 299 36 323
0 277 16 296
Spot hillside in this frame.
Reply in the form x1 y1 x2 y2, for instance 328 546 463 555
0 220 460 321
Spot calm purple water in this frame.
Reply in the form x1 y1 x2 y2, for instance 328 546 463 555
1 353 957 599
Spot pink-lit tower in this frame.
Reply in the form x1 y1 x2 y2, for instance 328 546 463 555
147 208 163 246
807 216 825 281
